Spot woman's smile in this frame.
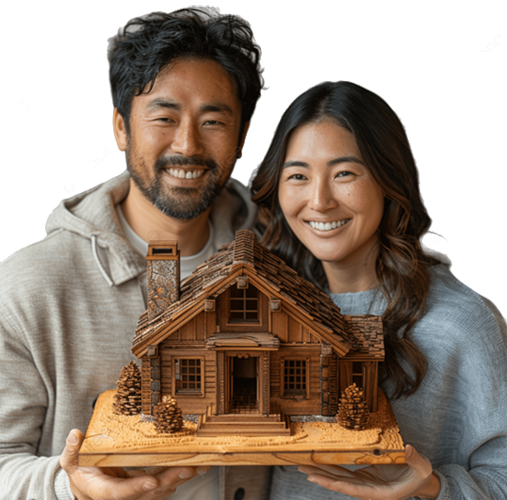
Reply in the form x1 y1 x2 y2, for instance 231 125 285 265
305 218 351 231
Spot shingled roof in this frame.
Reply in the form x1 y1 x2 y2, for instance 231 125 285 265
132 230 384 359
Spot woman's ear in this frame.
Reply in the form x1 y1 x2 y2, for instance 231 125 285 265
113 108 128 152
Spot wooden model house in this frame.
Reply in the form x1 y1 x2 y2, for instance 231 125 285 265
131 230 384 435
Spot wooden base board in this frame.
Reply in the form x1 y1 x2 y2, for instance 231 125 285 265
79 390 405 467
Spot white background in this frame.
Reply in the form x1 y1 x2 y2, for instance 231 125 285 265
0 2 507 315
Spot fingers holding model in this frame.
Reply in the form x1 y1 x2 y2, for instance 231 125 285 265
299 445 440 500
60 429 207 500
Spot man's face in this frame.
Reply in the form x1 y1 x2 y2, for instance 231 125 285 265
123 58 244 219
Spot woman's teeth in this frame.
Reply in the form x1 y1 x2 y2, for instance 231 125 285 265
308 219 350 231
166 168 204 179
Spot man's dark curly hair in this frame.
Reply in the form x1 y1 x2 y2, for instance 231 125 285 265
108 7 263 135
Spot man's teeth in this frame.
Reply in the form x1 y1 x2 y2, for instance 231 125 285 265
308 219 350 231
166 168 204 179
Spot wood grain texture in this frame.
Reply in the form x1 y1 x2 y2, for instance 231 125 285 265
79 389 405 467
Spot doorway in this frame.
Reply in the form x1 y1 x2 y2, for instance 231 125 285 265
229 355 259 414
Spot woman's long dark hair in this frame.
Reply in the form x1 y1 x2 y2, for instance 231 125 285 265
251 81 439 398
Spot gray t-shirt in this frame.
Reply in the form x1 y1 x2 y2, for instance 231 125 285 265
269 264 507 500
115 204 217 279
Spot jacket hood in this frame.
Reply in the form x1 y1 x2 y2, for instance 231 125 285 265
45 170 258 287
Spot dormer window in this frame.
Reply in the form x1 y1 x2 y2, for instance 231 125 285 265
229 283 259 322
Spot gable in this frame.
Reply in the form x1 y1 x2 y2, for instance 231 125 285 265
131 230 382 360
132 265 353 358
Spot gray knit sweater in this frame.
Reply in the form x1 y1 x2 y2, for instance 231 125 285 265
269 264 507 500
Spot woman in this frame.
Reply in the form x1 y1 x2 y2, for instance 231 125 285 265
251 81 507 500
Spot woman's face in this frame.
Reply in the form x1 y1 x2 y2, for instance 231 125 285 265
278 120 385 272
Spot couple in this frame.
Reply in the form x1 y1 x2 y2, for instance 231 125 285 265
1 7 506 500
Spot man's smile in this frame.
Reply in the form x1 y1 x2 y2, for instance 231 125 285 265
164 168 205 179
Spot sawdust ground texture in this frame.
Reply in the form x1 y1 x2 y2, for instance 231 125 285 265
85 390 403 453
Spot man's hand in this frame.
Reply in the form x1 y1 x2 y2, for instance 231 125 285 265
60 429 208 500
298 445 441 500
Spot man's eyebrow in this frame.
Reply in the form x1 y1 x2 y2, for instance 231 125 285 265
282 156 365 169
145 99 234 115
147 98 180 111
200 103 234 115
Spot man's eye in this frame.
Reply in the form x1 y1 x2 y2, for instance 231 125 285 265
204 120 223 126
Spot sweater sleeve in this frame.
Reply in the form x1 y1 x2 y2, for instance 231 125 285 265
0 319 64 500
432 432 507 500
425 295 507 500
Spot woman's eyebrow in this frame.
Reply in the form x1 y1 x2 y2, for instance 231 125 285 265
282 160 309 169
282 156 365 169
327 155 365 167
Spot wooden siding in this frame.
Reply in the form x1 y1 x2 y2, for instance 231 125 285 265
205 309 217 338
363 361 379 412
169 313 207 342
269 345 322 415
159 344 216 415
338 360 378 412
272 310 288 342
271 310 320 344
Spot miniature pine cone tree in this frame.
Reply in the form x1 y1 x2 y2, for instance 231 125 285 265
338 383 370 430
112 361 142 416
153 395 183 434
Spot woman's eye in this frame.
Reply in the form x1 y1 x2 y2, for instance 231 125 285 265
335 171 353 178
287 173 307 181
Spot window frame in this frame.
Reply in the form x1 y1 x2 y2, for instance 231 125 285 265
226 283 260 325
172 356 205 397
280 357 310 399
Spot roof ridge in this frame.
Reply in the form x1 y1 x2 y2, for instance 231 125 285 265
232 229 255 266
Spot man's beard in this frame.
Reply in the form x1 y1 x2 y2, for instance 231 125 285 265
127 148 231 220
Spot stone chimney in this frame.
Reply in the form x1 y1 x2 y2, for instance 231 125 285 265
146 241 180 321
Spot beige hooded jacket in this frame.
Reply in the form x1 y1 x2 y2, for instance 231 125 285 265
0 171 270 500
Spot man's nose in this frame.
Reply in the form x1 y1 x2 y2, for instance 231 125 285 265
171 119 205 157
307 179 338 213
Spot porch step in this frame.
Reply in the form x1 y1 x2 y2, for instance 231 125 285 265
206 414 281 423
196 414 291 436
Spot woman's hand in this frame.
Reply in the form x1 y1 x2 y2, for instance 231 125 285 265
298 445 441 500
60 429 208 500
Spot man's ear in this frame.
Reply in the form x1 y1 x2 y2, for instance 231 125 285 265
113 108 128 152
236 121 250 158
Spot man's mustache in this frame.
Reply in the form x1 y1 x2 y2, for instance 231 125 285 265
155 155 218 171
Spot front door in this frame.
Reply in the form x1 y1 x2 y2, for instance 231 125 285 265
227 354 259 414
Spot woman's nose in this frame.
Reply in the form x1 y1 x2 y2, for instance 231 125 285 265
307 180 338 213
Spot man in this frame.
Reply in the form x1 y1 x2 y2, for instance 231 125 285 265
0 8 268 500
